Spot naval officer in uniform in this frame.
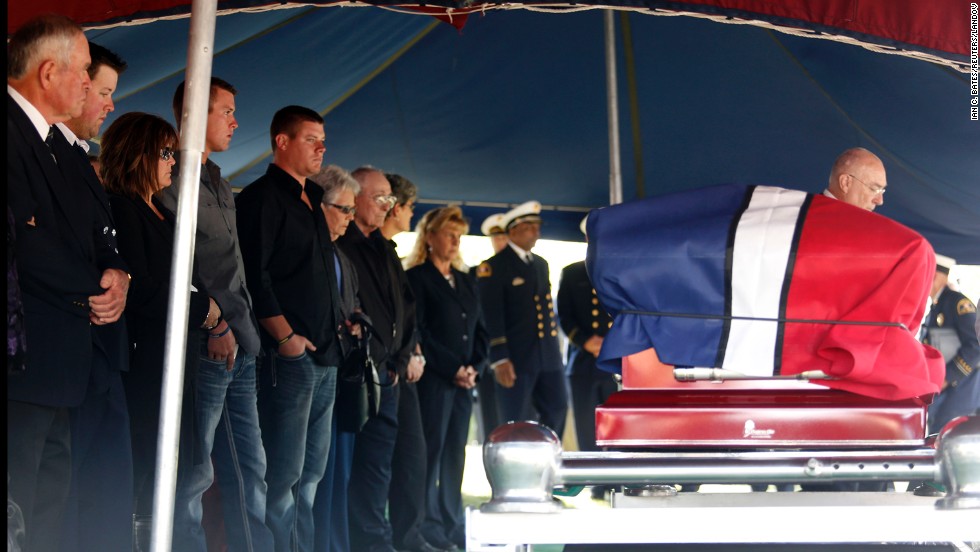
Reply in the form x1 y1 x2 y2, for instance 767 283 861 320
922 254 979 433
557 215 617 455
476 201 567 436
474 212 508 441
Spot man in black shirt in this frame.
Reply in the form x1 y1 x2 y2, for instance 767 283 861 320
236 105 344 552
337 167 421 552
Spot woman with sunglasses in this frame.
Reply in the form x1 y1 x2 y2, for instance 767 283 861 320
100 112 222 537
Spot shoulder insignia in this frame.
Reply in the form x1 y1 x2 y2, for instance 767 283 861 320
512 277 525 286
956 298 977 315
476 262 492 278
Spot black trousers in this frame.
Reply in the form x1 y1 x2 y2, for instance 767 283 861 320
418 374 472 545
388 380 428 549
566 355 618 452
476 373 500 442
7 400 71 552
59 368 134 552
348 379 399 551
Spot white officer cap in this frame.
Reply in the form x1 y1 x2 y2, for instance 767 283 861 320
935 254 956 275
480 213 507 236
503 200 542 231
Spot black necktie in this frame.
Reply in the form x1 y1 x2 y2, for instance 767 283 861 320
44 126 58 164
73 142 89 162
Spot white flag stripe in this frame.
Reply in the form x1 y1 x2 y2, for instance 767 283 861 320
722 186 807 375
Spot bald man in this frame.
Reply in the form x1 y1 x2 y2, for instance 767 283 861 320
824 147 888 211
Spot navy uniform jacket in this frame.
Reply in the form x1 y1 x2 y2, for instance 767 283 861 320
7 94 127 407
476 246 562 373
923 288 979 389
557 260 613 376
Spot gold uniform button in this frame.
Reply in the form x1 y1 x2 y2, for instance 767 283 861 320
591 309 599 316
538 323 544 329
546 293 552 300
534 295 540 301
550 330 558 337
538 332 544 338
550 321 556 327
547 302 553 309
592 298 599 305
608 321 613 328
537 313 543 320
592 322 599 329
536 304 542 311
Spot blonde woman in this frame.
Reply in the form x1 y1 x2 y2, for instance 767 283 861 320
405 206 488 550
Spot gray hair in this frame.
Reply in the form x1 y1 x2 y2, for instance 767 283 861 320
311 164 360 203
8 14 83 80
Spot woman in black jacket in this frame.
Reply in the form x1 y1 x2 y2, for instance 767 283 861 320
405 206 489 550
100 112 221 526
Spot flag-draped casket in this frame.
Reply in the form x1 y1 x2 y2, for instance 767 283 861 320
586 184 944 401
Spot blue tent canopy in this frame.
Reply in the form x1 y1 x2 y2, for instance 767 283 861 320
80 7 980 261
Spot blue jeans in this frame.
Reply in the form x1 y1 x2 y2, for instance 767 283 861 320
258 350 337 552
172 352 274 552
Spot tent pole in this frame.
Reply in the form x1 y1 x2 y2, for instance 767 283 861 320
150 0 216 549
604 10 623 206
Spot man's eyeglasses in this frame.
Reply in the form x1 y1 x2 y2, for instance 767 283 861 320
160 147 175 161
373 195 397 209
847 174 886 196
328 203 356 216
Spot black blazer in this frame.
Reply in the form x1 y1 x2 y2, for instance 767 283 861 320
406 260 489 384
336 225 416 376
58 127 130 383
108 194 210 383
7 94 125 407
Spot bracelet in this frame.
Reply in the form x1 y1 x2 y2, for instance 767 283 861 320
277 331 295 346
209 324 232 339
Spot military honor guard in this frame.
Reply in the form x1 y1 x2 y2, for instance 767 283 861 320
557 216 617 454
476 201 568 436
474 212 509 441
922 254 980 433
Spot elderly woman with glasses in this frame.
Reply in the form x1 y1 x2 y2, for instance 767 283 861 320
307 164 365 552
405 206 489 551
100 112 222 530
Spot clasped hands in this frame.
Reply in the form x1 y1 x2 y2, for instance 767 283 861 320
88 268 129 325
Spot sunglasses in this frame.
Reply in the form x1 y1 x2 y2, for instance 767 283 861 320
328 203 357 216
160 147 176 161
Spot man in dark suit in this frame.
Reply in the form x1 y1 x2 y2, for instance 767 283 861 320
54 42 135 552
7 15 130 552
476 201 567 436
336 167 420 552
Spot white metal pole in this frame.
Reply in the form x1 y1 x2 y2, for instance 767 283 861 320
604 10 623 206
149 0 216 549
